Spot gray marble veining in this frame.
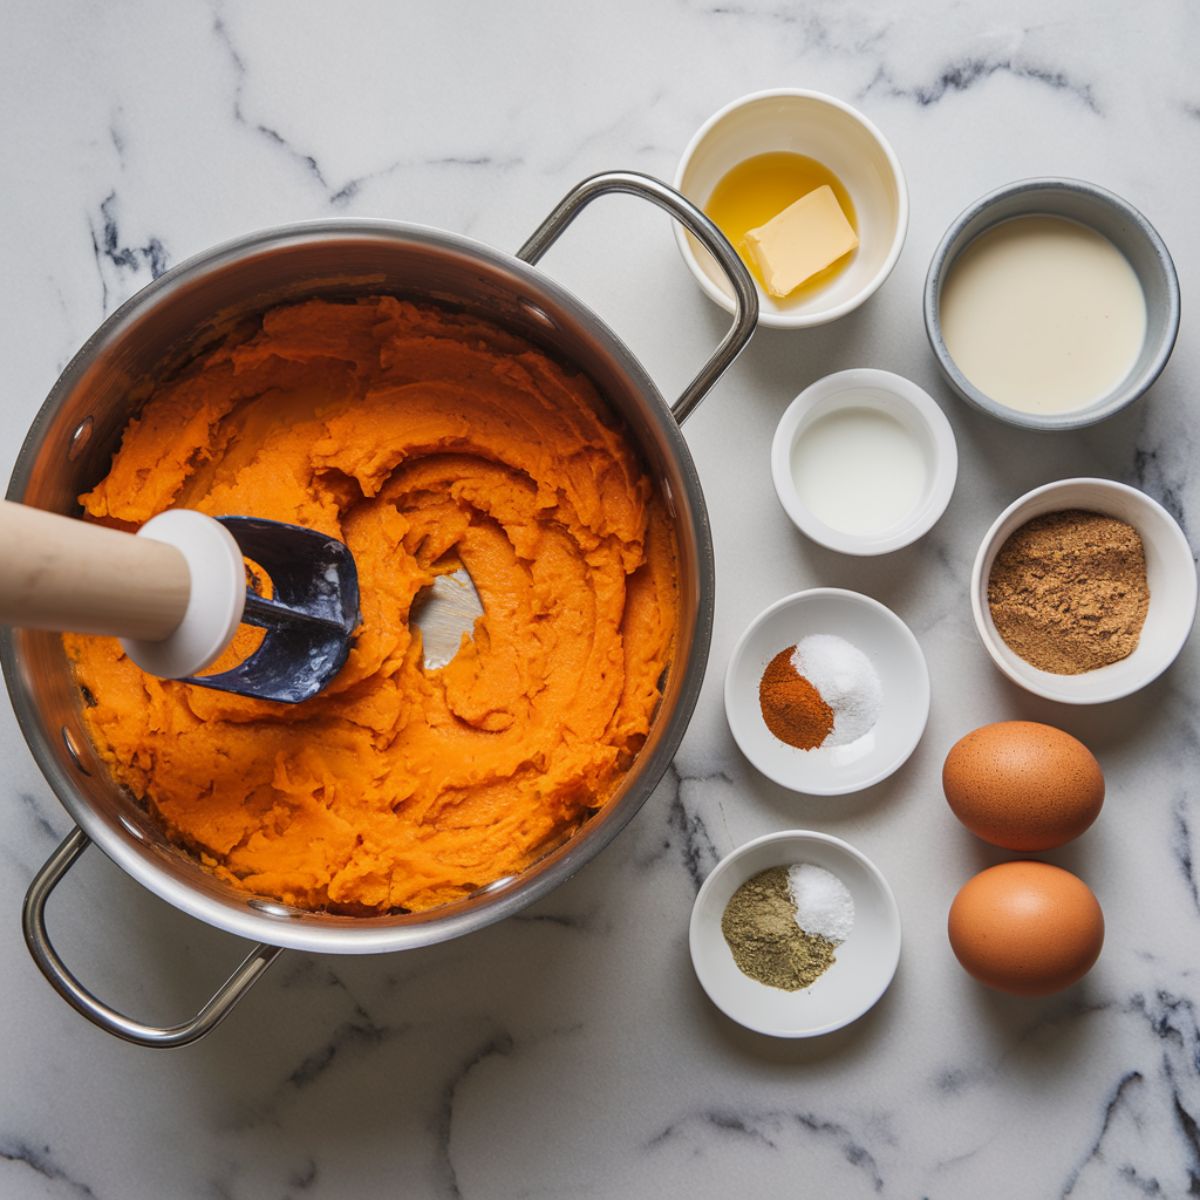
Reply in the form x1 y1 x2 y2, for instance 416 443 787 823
2 0 1199 1196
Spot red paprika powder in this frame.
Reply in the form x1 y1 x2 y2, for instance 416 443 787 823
758 648 833 750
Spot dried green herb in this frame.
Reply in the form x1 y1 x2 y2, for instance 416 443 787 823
721 866 836 990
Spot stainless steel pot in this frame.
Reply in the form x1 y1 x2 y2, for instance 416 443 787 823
4 172 756 1047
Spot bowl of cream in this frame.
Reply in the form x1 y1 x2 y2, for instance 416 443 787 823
925 178 1179 430
771 368 957 555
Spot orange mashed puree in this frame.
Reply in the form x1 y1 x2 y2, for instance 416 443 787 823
66 297 678 914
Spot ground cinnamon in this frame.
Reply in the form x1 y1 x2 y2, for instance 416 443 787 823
759 648 834 749
987 508 1149 675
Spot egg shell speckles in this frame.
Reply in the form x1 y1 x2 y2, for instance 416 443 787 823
948 860 1104 996
943 720 1104 851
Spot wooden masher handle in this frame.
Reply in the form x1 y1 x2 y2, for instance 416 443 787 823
0 499 191 641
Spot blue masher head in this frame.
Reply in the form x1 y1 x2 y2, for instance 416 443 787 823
182 516 359 705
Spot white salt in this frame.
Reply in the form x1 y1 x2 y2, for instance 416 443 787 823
787 863 855 944
791 634 882 747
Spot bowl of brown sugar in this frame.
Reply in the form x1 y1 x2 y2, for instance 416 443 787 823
971 478 1197 704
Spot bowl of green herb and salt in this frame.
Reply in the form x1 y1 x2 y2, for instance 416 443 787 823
689 830 901 1037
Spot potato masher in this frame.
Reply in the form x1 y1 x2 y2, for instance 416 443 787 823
0 501 359 703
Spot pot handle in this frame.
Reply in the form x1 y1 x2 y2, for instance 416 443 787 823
516 171 758 424
22 827 283 1048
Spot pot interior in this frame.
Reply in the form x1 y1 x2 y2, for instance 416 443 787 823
4 224 713 953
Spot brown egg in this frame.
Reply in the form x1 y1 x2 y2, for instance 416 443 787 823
948 861 1104 996
943 721 1103 850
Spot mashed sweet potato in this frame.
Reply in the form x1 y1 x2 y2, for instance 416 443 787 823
65 297 677 913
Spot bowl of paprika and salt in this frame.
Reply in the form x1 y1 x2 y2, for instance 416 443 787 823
971 478 1197 704
724 588 930 794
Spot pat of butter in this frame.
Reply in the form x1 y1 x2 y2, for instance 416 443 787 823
745 185 859 298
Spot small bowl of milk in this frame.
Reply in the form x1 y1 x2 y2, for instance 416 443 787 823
925 178 1179 430
771 368 958 555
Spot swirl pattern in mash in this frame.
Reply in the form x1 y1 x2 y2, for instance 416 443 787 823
66 297 678 913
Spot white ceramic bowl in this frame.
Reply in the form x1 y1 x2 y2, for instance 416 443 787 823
972 478 1197 703
771 368 958 555
690 830 901 1037
673 89 908 329
725 589 929 794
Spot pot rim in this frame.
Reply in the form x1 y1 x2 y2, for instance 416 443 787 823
3 216 716 953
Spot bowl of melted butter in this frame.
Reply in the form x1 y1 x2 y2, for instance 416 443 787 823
673 89 908 329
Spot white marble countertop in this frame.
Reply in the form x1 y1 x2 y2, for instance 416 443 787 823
3 2 1199 1196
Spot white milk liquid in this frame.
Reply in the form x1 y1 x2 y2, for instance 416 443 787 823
791 407 929 535
940 215 1146 414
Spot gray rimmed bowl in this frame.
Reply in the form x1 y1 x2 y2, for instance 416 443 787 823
924 178 1180 431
